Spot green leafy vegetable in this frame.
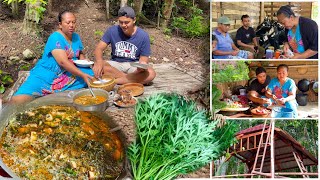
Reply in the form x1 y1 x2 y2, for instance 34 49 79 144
212 61 249 83
128 93 237 180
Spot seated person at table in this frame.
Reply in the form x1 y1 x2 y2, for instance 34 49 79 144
247 67 271 106
93 6 156 85
212 16 253 59
11 10 94 104
236 15 265 59
265 64 298 117
277 5 318 59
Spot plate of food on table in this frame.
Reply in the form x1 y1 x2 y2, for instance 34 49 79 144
220 95 249 112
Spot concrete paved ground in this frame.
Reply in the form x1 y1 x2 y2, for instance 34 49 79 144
297 102 318 118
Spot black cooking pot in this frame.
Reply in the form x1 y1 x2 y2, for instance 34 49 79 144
310 81 318 96
296 93 308 106
297 79 310 92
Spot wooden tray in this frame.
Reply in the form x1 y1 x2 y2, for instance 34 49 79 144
117 83 144 97
251 107 271 118
114 97 138 108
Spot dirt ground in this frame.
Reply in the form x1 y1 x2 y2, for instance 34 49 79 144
0 0 209 82
0 0 211 178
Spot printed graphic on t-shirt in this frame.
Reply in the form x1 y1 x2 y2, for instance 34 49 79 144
115 41 138 59
246 33 250 38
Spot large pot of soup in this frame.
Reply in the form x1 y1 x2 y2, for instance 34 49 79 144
0 95 131 179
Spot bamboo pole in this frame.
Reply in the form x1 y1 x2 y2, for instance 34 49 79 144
213 173 256 178
252 171 272 177
275 172 318 176
260 2 264 24
270 119 275 178
213 172 318 178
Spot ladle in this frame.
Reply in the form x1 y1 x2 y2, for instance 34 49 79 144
88 85 96 98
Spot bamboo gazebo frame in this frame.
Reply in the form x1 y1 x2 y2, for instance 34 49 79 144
212 119 318 178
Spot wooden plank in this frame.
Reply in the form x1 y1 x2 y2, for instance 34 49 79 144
2 64 204 105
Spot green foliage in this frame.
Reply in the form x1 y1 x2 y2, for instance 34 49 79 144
128 93 237 180
19 63 31 71
171 7 208 38
149 35 155 44
212 61 249 83
211 84 226 112
0 70 14 94
163 27 172 35
3 0 47 23
25 0 47 23
94 30 104 37
169 1 209 38
2 0 23 4
3 0 19 5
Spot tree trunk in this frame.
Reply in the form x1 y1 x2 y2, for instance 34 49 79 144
47 0 53 16
161 0 174 29
133 0 144 15
11 0 19 18
105 0 110 19
120 0 127 8
23 1 41 35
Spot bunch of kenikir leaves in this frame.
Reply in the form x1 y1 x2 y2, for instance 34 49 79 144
128 93 237 180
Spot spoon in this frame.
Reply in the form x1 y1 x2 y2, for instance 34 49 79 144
88 86 96 98
97 77 107 83
89 65 107 84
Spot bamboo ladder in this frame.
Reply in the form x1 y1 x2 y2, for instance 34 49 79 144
293 151 310 178
251 119 272 178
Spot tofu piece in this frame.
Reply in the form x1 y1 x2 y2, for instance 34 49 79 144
88 171 95 179
30 131 37 141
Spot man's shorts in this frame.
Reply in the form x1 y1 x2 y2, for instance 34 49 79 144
107 61 137 73
227 50 250 59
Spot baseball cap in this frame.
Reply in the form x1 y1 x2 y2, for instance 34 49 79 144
218 16 230 25
118 6 136 19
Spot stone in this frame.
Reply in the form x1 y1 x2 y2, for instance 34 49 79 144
176 48 181 52
22 49 35 60
19 60 27 64
179 57 184 62
6 60 14 65
162 57 170 62
9 56 20 62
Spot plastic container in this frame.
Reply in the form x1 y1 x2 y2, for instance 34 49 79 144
239 88 246 95
266 49 274 59
271 107 294 118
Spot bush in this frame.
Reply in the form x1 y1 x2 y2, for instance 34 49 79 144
212 61 249 83
171 6 209 38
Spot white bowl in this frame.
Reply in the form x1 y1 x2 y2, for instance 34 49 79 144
74 60 94 67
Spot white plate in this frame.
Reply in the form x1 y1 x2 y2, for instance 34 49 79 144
220 106 250 112
92 79 111 84
74 60 94 67
130 62 149 69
